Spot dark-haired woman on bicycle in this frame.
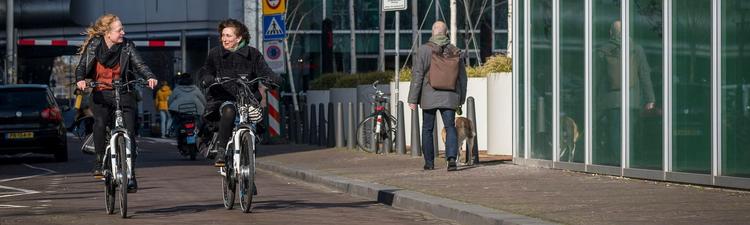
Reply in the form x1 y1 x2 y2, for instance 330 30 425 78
200 19 283 166
74 13 158 192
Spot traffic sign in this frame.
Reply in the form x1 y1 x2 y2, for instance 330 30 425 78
383 0 407 11
262 0 286 15
263 14 287 41
264 40 286 74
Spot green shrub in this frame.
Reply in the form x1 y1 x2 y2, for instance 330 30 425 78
310 73 346 90
332 71 395 88
397 54 513 80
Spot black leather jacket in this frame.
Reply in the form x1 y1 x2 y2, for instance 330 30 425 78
75 36 156 90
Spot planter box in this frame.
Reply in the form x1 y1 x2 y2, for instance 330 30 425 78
306 90 330 118
487 72 512 155
330 88 358 142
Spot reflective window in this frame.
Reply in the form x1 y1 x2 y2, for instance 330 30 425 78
592 0 622 166
517 0 526 158
530 0 552 160
672 0 711 174
629 0 664 170
559 0 585 163
721 0 750 178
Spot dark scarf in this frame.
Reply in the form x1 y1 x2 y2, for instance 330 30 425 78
96 36 123 68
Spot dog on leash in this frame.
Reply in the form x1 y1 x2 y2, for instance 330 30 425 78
441 117 476 165
559 115 580 162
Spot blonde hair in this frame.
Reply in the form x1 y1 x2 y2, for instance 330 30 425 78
78 13 120 55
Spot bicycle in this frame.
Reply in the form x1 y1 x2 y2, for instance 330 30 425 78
204 75 277 213
356 80 397 153
87 78 146 218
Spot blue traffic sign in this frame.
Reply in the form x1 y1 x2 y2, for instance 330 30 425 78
263 14 287 40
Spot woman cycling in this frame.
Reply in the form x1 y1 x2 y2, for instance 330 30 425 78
200 19 283 166
74 13 158 193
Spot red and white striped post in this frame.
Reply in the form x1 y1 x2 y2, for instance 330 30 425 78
17 39 180 47
267 90 281 137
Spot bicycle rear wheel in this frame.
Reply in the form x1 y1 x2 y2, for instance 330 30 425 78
239 132 255 213
116 135 128 218
222 144 236 210
356 117 376 152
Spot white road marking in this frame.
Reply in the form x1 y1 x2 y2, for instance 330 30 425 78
0 163 57 207
0 204 28 209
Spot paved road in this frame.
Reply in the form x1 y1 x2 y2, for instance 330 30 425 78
0 135 458 225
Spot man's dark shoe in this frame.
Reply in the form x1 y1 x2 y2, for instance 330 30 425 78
127 177 138 193
447 158 458 171
214 146 226 167
423 164 435 170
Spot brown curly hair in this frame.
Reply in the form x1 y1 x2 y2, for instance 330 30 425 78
78 13 120 55
218 19 250 42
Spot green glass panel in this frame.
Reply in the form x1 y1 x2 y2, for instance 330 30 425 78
517 0 526 158
721 0 750 178
530 0 552 160
629 0 664 170
559 0 585 163
592 0 621 166
672 0 711 174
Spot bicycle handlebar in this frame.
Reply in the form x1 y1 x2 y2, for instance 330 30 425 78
88 78 147 89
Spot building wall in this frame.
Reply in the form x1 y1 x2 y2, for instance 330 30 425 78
515 0 750 189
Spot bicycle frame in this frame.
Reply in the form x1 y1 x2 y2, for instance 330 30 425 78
99 80 138 183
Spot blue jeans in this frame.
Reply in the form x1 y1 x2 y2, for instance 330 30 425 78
422 108 458 166
160 110 171 137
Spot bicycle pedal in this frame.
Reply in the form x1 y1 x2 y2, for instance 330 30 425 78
214 162 225 167
94 175 105 180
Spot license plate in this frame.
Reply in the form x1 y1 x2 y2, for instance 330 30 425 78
7 132 34 139
187 135 196 144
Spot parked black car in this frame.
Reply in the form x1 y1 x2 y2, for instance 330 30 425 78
0 84 69 162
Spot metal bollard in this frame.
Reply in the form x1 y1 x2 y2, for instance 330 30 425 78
411 107 421 157
291 104 296 142
466 97 479 165
335 102 344 148
370 102 377 153
301 105 307 144
358 102 365 151
328 102 335 147
319 103 326 146
347 102 355 149
310 104 317 145
396 101 406 154
383 103 392 154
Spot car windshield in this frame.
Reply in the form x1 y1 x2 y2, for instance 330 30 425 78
0 88 49 110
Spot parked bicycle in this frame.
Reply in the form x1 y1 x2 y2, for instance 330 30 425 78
356 80 397 153
88 78 145 218
204 75 277 213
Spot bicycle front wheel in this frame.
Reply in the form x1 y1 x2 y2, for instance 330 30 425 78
222 144 236 210
104 152 115 215
115 135 128 218
239 131 255 213
356 117 376 152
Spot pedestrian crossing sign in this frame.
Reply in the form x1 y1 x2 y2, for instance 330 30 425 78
263 14 287 41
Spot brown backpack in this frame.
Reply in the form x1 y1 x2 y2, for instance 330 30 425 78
426 42 461 91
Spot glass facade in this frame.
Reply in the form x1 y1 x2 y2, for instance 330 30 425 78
629 0 664 170
592 0 621 167
721 0 750 178
672 0 712 174
530 0 552 160
559 0 585 163
517 0 750 188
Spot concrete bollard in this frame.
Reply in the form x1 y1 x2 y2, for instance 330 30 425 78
358 102 365 151
396 101 406 154
310 104 317 145
301 105 307 144
411 107 421 157
319 103 326 146
347 102 355 150
466 97 479 165
328 102 335 147
335 102 344 148
288 104 296 143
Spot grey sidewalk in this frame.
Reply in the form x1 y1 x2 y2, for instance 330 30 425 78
256 145 750 225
